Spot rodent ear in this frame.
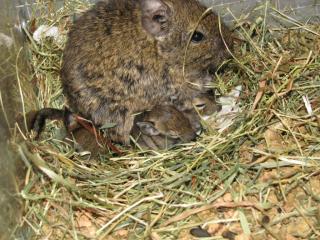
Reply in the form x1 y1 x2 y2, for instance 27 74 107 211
140 0 171 37
136 121 160 136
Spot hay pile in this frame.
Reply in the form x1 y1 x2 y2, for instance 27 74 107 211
12 1 320 239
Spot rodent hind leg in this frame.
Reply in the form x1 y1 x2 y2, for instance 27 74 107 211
31 108 65 138
31 107 75 138
102 113 134 146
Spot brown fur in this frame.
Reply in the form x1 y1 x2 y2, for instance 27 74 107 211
61 0 233 144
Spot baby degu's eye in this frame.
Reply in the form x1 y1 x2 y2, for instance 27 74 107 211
191 31 205 43
195 103 206 110
169 130 180 139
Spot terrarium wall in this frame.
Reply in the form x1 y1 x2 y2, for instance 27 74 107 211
202 0 320 23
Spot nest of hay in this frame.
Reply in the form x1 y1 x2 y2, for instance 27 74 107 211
10 1 320 239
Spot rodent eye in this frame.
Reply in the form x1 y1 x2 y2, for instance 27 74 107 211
152 14 166 23
191 31 205 43
195 103 206 110
170 135 180 139
168 130 180 139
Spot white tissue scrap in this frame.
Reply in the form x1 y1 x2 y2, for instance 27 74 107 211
214 85 242 132
33 25 63 43
0 33 14 48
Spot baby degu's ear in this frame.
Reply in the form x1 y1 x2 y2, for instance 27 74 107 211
136 121 160 136
139 0 171 37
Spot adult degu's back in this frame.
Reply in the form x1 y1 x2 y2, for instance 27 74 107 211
60 0 233 145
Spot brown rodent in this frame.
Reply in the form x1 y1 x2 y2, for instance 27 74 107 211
67 104 198 152
61 0 233 145
22 105 197 153
131 104 197 150
69 94 218 152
